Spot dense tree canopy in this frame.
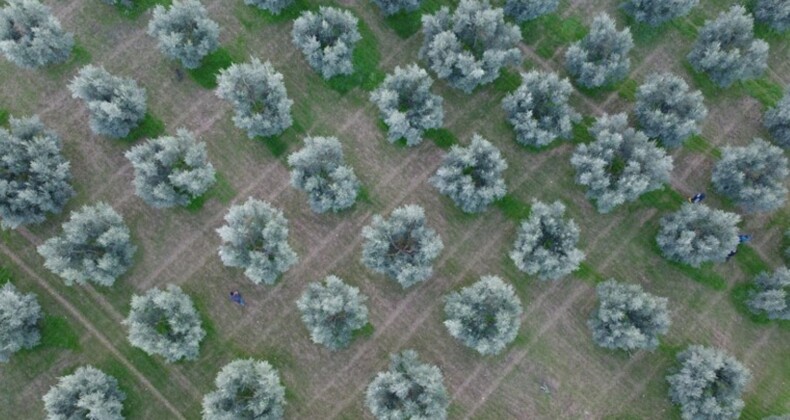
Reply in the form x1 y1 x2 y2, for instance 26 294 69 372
69 65 147 139
588 280 671 352
656 203 740 267
622 0 699 26
420 0 521 93
687 5 769 87
372 0 421 16
42 366 126 420
0 115 73 229
763 89 790 149
431 135 507 213
125 129 216 208
510 200 585 281
635 72 707 148
711 138 788 213
565 13 633 88
755 0 790 32
0 0 73 68
361 204 444 288
0 282 41 363
244 0 292 15
365 350 448 420
444 275 523 355
287 136 360 213
502 70 580 148
666 346 751 420
217 198 298 285
748 266 790 320
369 64 444 146
202 359 286 420
148 0 220 69
216 58 294 139
292 7 361 79
296 275 369 350
37 202 136 287
504 0 558 23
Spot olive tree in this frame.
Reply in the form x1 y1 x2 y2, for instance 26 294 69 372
365 350 448 420
216 58 294 139
0 0 73 68
712 138 788 213
635 72 707 148
42 366 126 420
292 7 361 79
570 113 673 213
372 0 421 16
502 70 580 148
369 64 444 146
444 275 522 355
667 345 751 420
565 13 633 88
622 0 699 26
431 135 507 213
361 204 444 288
504 0 558 23
287 136 360 213
124 284 205 363
687 6 769 88
510 200 585 281
125 129 216 209
296 275 369 350
0 115 73 229
763 89 790 149
588 280 670 352
217 198 298 285
69 65 147 139
148 0 220 69
244 0 292 15
755 0 790 32
37 202 136 287
656 203 740 267
420 0 521 93
202 359 286 420
747 266 790 320
0 282 41 363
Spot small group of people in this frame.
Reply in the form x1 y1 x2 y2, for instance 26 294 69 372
687 192 751 261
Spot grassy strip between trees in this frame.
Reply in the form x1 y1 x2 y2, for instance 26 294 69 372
325 19 385 94
495 195 531 221
122 113 166 142
423 128 457 149
113 0 172 19
381 0 453 38
491 68 522 95
46 42 92 79
185 172 237 211
521 13 587 59
187 47 235 89
0 108 8 126
684 135 721 158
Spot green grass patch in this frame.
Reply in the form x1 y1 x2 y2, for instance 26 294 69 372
262 136 289 157
684 135 721 158
114 0 171 19
740 78 784 108
100 360 143 418
576 262 606 284
352 322 374 340
39 315 80 350
356 186 373 205
243 0 312 25
617 79 638 102
325 19 385 94
46 43 92 78
637 188 685 212
185 172 236 211
733 245 771 277
424 128 457 149
571 116 595 144
0 108 8 127
122 113 165 142
491 68 522 94
673 261 727 290
495 195 531 221
521 13 587 55
730 281 771 324
187 48 235 89
381 0 450 38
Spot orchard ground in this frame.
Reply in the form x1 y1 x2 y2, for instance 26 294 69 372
1 0 788 418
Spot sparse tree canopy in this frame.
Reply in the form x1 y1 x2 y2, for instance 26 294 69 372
712 138 788 213
588 280 670 352
37 202 136 287
565 13 633 88
148 0 220 69
216 58 294 139
502 70 580 147
755 0 790 32
420 0 522 93
444 275 522 355
292 7 361 79
372 0 421 16
369 64 444 146
42 366 126 420
124 284 205 363
125 129 216 209
510 200 585 281
763 89 790 149
635 72 707 148
431 134 507 213
217 198 298 285
69 65 147 139
748 266 790 320
361 204 444 288
0 0 73 69
666 345 751 420
244 0 292 16
287 136 360 213
687 5 769 88
202 359 286 420
365 350 448 420
0 282 41 363
0 115 73 229
296 275 369 350
504 0 559 23
622 0 699 26
656 203 740 267
570 113 673 213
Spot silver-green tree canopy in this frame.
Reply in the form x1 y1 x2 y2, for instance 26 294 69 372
504 0 558 23
42 366 126 420
420 0 521 93
244 0 292 15
755 0 790 32
296 275 369 350
291 7 361 79
565 13 633 88
37 202 136 287
365 350 448 420
147 0 220 69
622 0 699 26
764 89 790 149
217 198 298 285
635 72 707 148
202 359 286 420
0 0 73 68
747 266 790 320
287 136 360 213
372 0 421 16
0 115 73 229
656 203 740 267
0 282 41 363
